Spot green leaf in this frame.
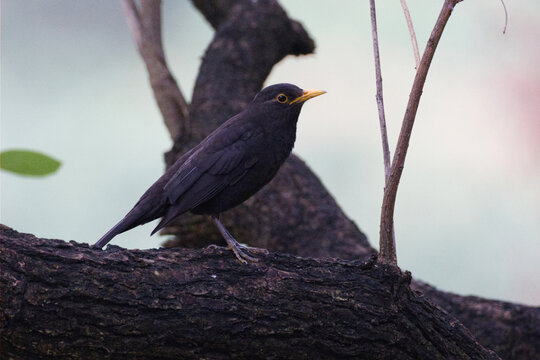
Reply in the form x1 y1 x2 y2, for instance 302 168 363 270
0 149 61 176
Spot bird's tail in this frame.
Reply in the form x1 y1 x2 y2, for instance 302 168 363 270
94 217 136 249
94 221 127 249
94 195 165 249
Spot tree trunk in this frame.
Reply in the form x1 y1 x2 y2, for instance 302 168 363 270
1 225 499 360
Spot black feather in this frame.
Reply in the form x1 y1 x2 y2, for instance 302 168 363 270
95 83 322 248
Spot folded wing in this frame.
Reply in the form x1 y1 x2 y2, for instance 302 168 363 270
151 122 262 234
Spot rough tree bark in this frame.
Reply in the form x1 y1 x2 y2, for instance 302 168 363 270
411 282 540 360
1 226 500 360
2 1 539 359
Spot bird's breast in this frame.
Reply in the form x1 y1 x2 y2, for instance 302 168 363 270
264 124 297 163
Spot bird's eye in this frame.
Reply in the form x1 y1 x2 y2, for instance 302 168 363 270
276 94 288 103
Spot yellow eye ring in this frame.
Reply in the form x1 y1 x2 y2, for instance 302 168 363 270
276 93 288 103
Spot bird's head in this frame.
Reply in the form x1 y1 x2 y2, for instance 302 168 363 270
251 83 326 111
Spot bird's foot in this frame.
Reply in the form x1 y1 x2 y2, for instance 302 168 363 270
226 243 260 264
227 240 271 263
205 243 257 264
212 216 262 264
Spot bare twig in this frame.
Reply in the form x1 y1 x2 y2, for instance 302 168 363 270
400 0 421 69
379 0 464 266
369 0 396 262
369 0 392 180
120 0 189 140
120 0 143 48
500 0 508 34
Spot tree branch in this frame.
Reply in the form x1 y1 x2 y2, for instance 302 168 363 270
500 0 508 34
120 0 189 140
400 0 421 69
412 281 540 360
1 226 500 359
379 0 463 265
369 0 392 180
190 0 240 29
120 0 143 47
369 0 396 265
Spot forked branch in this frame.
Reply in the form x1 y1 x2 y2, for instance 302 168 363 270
378 0 463 265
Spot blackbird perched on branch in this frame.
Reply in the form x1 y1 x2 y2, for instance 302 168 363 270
95 83 325 263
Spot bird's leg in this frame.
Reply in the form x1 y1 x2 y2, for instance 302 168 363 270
211 216 259 264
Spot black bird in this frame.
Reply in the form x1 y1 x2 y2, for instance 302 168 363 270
95 83 325 263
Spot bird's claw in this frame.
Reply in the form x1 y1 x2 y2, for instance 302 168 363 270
211 216 265 264
227 244 260 263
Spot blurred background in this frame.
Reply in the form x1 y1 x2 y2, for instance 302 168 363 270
2 0 539 305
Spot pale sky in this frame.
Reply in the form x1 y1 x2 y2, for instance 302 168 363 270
2 0 539 305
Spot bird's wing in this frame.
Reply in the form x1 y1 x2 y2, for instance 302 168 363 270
163 120 262 209
151 122 262 235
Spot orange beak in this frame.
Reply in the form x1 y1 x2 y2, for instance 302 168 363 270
289 89 326 105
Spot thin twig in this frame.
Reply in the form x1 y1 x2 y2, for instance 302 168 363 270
120 0 189 140
369 0 396 261
120 0 143 49
399 0 421 69
500 0 508 34
379 0 464 266
369 0 392 179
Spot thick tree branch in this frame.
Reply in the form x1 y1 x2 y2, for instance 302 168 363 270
121 0 189 139
379 0 463 264
1 226 500 359
412 281 540 360
190 0 240 29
